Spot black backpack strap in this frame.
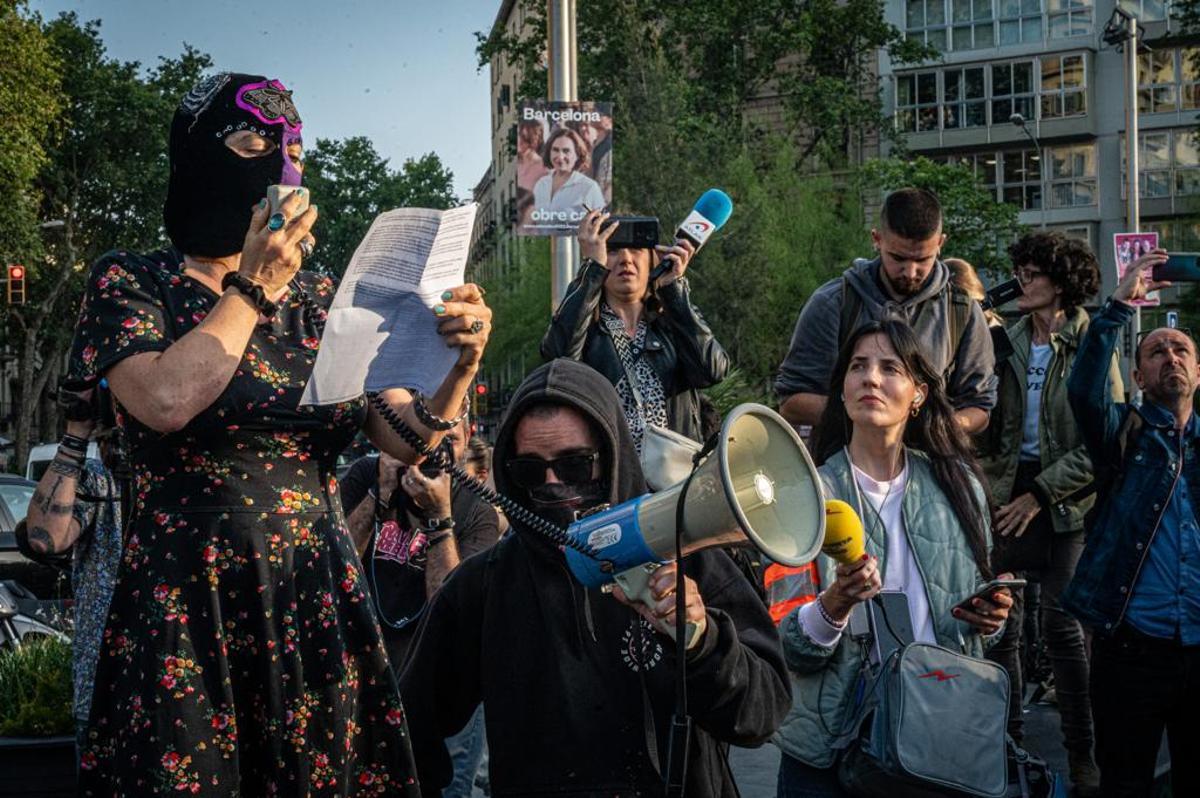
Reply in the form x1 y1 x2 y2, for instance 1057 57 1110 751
838 274 863 347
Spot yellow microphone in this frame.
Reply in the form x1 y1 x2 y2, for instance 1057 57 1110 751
822 499 865 565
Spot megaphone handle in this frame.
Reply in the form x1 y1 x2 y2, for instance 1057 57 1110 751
612 564 702 649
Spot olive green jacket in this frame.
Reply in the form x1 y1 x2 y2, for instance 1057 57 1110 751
976 308 1124 533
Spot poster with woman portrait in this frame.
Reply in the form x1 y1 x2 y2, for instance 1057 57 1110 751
1114 231 1160 307
515 100 613 236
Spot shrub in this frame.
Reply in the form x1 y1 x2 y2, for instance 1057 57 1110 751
0 636 73 737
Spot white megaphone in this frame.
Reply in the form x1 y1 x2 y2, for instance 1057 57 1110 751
564 403 825 644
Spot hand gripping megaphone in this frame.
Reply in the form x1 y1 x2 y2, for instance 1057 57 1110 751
564 403 826 644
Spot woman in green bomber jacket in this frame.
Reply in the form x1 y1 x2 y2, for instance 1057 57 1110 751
774 318 1014 797
976 231 1122 795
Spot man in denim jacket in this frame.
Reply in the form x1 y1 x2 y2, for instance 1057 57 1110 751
1065 247 1199 797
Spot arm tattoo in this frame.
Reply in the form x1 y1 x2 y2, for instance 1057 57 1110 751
26 526 56 554
34 472 79 515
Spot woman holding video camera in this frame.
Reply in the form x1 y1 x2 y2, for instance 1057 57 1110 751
775 318 1013 796
541 209 729 453
67 73 488 796
975 231 1121 794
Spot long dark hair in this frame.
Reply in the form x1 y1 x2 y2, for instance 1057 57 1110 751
811 319 994 579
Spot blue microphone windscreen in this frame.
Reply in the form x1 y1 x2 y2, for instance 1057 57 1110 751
694 189 733 230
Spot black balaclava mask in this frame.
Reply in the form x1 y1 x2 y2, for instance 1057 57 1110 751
164 73 304 258
527 479 609 529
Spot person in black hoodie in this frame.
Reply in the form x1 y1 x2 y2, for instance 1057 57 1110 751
399 358 791 797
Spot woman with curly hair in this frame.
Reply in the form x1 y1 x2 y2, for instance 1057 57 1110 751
976 231 1123 795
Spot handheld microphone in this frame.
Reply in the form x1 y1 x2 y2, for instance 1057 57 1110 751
821 500 865 565
651 188 734 282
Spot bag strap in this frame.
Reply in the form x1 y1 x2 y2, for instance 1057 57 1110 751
837 274 862 346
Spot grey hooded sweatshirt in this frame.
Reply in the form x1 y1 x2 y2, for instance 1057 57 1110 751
774 257 997 412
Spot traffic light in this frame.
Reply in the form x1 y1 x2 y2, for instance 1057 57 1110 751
6 264 25 305
474 381 489 415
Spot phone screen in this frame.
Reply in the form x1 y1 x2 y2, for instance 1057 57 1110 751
1153 253 1200 282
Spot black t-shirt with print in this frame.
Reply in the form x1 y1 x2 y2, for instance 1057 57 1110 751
341 454 500 669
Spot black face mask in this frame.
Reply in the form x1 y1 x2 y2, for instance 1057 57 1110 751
527 480 608 529
164 73 303 258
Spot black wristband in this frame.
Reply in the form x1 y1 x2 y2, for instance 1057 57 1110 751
426 529 455 549
60 433 89 454
221 272 279 318
421 516 455 532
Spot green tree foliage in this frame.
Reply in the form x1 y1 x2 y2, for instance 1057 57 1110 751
859 156 1026 277
0 1 62 271
303 138 457 277
3 12 210 469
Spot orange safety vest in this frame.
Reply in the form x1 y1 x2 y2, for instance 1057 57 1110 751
764 561 820 625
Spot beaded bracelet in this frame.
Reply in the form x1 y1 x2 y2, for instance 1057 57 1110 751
411 391 469 432
815 592 849 630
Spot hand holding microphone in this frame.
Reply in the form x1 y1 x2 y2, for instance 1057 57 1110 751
649 188 734 284
819 500 879 624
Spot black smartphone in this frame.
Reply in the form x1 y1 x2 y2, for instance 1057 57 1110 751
953 577 1027 615
982 278 1023 311
601 215 660 250
1153 253 1200 282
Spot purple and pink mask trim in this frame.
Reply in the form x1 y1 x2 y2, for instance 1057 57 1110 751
235 79 304 186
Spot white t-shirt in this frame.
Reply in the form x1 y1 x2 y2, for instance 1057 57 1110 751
1020 343 1052 461
529 170 606 231
799 460 937 647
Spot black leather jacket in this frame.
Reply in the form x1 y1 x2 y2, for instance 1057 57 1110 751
540 258 730 442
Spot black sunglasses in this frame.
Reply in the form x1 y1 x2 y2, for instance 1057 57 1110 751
506 451 600 489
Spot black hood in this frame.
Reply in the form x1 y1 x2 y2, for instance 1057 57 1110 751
493 358 646 518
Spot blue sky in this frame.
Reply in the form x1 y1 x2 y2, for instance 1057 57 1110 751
29 0 499 198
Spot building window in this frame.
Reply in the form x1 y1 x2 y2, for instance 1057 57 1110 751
951 0 996 50
1182 49 1200 110
1145 220 1200 250
1175 130 1200 195
1118 0 1168 21
1139 49 1177 113
907 0 949 50
992 61 1035 123
1046 0 1092 39
896 72 940 132
1123 129 1200 198
1001 149 1043 209
999 0 1043 44
1056 225 1091 246
1047 144 1096 207
943 67 988 128
1040 54 1086 118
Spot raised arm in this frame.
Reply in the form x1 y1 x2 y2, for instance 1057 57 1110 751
106 195 316 432
540 209 614 361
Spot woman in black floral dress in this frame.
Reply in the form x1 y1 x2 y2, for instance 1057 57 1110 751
68 73 490 796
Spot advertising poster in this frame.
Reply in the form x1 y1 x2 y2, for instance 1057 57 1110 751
515 100 613 236
1113 232 1160 307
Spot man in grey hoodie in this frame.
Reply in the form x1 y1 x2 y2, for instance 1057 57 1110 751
775 187 997 433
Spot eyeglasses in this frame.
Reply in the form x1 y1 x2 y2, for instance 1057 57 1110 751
1014 266 1044 285
506 451 600 489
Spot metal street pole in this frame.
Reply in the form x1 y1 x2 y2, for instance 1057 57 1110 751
1125 16 1141 350
547 0 578 310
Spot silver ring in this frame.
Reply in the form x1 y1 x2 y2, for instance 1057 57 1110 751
298 239 314 259
470 319 485 335
267 212 286 232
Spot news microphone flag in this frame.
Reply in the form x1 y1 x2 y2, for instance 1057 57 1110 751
676 189 733 249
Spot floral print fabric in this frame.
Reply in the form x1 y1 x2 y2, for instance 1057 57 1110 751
68 249 420 796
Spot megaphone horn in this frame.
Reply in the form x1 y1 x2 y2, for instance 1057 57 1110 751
564 404 826 641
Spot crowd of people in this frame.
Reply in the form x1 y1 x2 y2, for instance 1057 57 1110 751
14 72 1197 798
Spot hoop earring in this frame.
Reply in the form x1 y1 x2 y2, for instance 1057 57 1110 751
910 404 920 418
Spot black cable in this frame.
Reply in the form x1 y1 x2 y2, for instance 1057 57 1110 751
367 393 599 559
